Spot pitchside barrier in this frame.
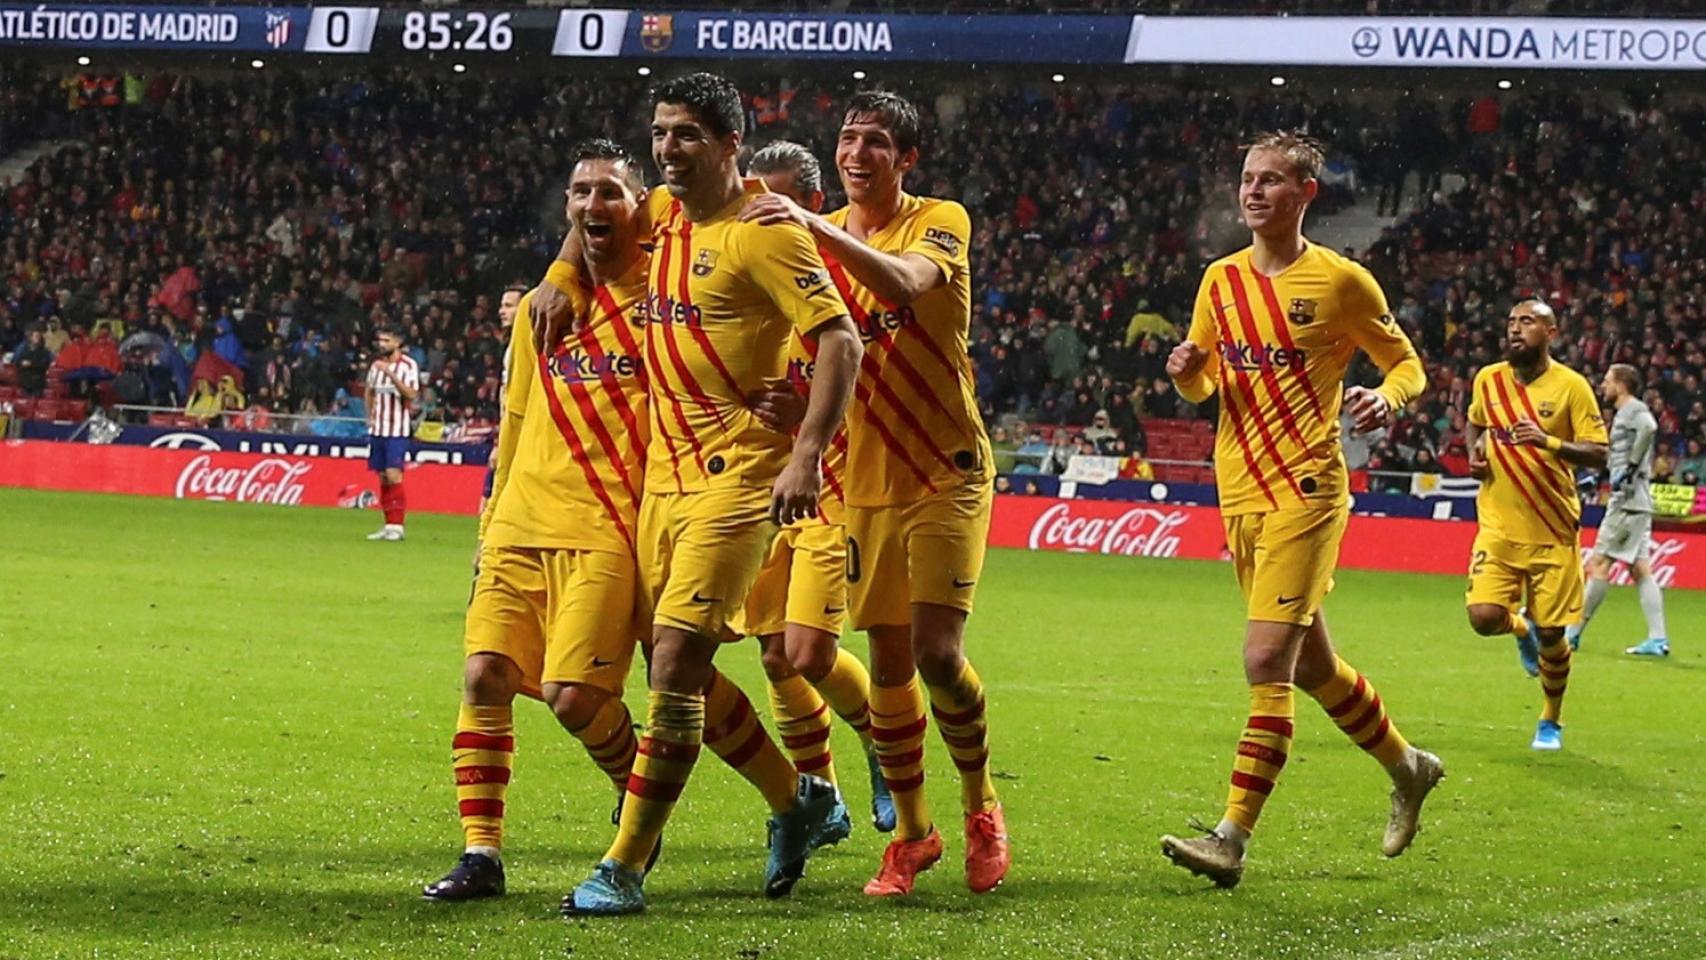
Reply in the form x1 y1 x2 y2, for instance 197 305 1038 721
2 439 1700 589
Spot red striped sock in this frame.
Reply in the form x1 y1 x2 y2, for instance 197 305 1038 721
768 674 838 786
452 703 514 851
570 696 637 794
926 660 998 815
870 675 932 841
1538 636 1572 723
1306 657 1413 769
1223 683 1294 835
606 689 702 871
702 670 799 813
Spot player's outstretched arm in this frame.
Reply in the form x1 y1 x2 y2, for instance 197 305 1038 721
772 318 862 525
739 194 950 307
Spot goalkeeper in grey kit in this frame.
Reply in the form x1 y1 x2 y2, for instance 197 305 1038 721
1567 363 1670 657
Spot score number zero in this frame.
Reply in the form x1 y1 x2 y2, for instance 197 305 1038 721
551 11 630 57
401 11 515 52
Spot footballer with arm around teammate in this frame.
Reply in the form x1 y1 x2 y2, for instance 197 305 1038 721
1463 299 1608 751
555 73 864 918
740 91 1011 898
743 139 897 838
1567 364 1669 658
1159 132 1443 889
425 142 658 902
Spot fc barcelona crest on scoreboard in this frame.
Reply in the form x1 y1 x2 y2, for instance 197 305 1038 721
640 14 674 52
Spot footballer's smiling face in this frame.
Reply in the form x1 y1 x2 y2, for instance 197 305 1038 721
567 159 642 263
1240 148 1317 235
836 112 915 206
651 102 737 200
1504 301 1556 367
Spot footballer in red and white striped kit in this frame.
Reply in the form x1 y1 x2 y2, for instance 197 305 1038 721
365 323 420 541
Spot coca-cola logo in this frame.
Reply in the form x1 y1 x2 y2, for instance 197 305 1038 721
1027 502 1188 557
1590 537 1686 589
175 454 311 505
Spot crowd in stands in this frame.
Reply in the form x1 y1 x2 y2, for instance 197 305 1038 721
1 61 1702 486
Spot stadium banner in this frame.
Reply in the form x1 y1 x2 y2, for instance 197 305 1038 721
19 420 489 467
989 494 1706 590
1652 483 1706 522
1124 16 1706 71
0 439 483 513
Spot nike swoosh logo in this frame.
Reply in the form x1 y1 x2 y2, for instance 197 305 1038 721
804 285 831 299
1277 595 1303 605
823 605 845 615
592 657 614 667
690 591 721 605
952 578 976 589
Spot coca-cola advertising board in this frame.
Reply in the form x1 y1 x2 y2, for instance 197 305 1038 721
0 440 484 513
990 494 1706 590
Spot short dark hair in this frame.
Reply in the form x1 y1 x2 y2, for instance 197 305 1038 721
502 283 528 299
1243 130 1326 183
749 141 822 195
652 73 743 140
376 322 404 341
1511 296 1559 327
843 90 920 155
1608 363 1641 394
570 138 644 193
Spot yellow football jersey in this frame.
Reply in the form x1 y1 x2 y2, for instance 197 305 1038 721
479 270 650 554
1176 243 1424 516
643 183 848 494
824 193 992 508
1468 359 1606 546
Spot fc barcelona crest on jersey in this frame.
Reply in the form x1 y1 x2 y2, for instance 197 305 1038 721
1538 400 1557 418
1287 298 1318 326
692 248 719 278
640 14 674 52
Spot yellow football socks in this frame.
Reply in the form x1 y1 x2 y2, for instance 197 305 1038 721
452 702 514 852
768 674 838 786
606 689 702 871
1223 682 1294 835
1306 657 1412 769
870 674 932 840
926 659 999 815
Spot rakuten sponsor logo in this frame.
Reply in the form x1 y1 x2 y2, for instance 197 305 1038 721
1027 502 1188 557
175 454 310 505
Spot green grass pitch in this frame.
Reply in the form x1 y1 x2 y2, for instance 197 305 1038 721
0 489 1701 959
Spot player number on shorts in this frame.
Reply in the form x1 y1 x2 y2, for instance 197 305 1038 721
1469 549 1488 576
551 11 629 57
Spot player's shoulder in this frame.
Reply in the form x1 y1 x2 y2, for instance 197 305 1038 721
1549 361 1595 395
1204 246 1249 274
643 187 676 222
1472 360 1509 386
905 194 970 226
1311 244 1381 291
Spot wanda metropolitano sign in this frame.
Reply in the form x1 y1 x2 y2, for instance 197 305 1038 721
3 440 1701 589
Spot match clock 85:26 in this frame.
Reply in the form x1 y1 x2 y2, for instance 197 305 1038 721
400 10 514 52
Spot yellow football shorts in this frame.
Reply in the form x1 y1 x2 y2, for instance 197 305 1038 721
846 480 993 631
1465 530 1584 628
639 486 777 640
464 545 641 696
1223 505 1348 626
736 517 848 638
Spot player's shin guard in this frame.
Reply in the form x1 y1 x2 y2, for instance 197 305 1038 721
926 660 999 815
768 674 837 785
870 675 933 840
1305 657 1412 769
1223 683 1294 836
817 648 877 752
571 697 638 794
607 690 703 871
703 670 800 813
1538 636 1572 723
453 703 515 852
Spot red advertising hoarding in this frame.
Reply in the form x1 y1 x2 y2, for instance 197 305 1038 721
5 441 1701 590
991 494 1706 590
0 440 484 513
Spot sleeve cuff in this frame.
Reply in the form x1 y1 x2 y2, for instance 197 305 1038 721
543 260 581 296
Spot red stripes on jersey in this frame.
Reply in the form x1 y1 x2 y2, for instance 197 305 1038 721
1224 265 1311 451
790 332 848 509
592 285 650 470
556 337 640 506
642 321 688 493
537 353 637 551
654 218 724 436
1248 268 1328 424
1210 282 1297 505
367 354 419 437
1503 372 1582 504
825 259 954 484
647 216 709 482
1477 380 1571 541
675 220 745 415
